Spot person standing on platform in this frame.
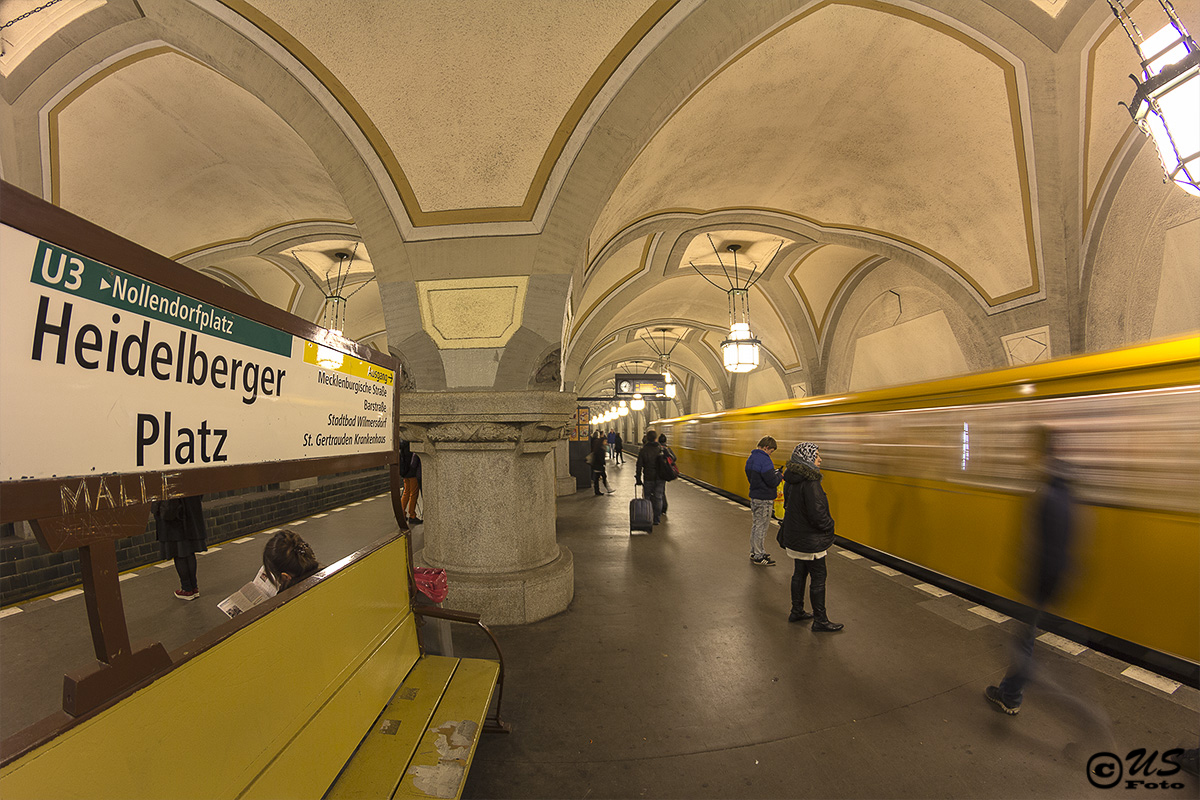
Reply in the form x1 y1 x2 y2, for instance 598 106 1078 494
399 441 422 525
606 429 617 460
614 431 625 464
635 430 665 526
778 442 844 631
153 496 208 601
590 433 614 495
986 426 1078 715
657 433 677 516
745 436 781 566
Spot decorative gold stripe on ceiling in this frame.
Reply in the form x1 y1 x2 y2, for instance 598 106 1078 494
603 0 1041 307
219 0 679 227
788 247 882 342
570 235 654 341
169 218 357 261
599 204 1038 308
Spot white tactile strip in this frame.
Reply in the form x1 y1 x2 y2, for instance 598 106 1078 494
838 550 864 560
117 573 137 582
197 547 222 556
232 537 255 544
1122 665 1182 694
155 562 174 569
50 588 83 601
969 605 1010 623
872 565 901 577
290 519 308 526
915 582 950 598
311 513 328 519
1 607 23 619
1038 632 1088 656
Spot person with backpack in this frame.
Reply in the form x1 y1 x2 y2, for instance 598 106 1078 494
657 433 678 515
635 430 667 526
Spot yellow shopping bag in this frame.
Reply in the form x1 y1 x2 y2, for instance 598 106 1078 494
773 472 785 519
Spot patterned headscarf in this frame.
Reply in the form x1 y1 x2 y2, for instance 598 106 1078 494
792 442 819 466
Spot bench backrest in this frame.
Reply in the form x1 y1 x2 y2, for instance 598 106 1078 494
0 533 416 800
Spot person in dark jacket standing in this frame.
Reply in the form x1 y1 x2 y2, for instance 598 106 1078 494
590 433 614 495
778 442 843 631
613 431 625 464
745 436 781 566
153 496 208 601
986 426 1077 715
635 430 665 525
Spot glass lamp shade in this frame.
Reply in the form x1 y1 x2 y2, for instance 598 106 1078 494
618 405 629 416
1131 25 1200 196
722 323 761 373
664 382 677 399
630 393 645 411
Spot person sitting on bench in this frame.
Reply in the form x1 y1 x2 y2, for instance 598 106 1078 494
263 530 321 591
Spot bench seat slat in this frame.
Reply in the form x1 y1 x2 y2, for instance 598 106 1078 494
393 658 499 800
324 655 459 799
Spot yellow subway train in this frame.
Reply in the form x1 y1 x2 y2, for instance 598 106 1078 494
653 336 1200 673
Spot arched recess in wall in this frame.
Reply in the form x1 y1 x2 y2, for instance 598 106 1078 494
823 261 1001 395
1083 144 1200 353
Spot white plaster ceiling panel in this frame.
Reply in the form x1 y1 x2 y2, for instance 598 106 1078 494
680 230 793 270
0 0 104 77
848 309 968 391
591 4 1034 302
744 366 789 407
245 0 652 213
286 240 376 285
55 51 352 258
789 244 877 334
602 275 798 365
577 236 648 326
203 254 300 307
1085 0 1198 213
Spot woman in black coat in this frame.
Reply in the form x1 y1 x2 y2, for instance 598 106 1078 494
153 496 208 601
777 442 843 632
590 433 613 495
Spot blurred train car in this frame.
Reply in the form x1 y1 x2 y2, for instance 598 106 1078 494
653 336 1199 679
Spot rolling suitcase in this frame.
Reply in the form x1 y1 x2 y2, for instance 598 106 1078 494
630 485 654 533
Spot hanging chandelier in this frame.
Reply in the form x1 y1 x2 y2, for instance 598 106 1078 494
690 237 781 374
293 245 375 370
639 327 681 398
1107 1 1200 195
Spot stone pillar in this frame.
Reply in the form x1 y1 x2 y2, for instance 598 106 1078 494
554 439 577 497
399 391 576 625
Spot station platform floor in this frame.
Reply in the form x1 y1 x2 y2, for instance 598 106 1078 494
1 459 1197 799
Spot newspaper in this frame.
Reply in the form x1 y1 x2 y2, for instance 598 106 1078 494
218 567 278 618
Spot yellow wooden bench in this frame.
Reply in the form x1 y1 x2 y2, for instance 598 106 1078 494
0 532 507 800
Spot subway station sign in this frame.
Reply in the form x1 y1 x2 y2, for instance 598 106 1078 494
0 224 394 482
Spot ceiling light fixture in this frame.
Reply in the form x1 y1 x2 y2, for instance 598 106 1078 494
690 237 781 373
1107 1 1200 195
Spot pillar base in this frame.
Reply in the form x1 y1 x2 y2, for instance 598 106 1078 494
415 546 573 626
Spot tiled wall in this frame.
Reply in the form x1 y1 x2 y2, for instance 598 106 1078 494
0 467 391 606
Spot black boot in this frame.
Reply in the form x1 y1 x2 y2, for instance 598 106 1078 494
809 561 843 631
789 566 812 622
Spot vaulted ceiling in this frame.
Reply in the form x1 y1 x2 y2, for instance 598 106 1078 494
3 0 1197 416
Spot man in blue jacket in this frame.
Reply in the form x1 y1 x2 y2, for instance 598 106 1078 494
745 436 782 565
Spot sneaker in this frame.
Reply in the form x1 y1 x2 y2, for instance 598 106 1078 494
984 685 1020 715
174 589 199 601
751 555 776 566
408 517 423 525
